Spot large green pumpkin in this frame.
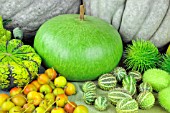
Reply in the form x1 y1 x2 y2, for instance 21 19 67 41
34 14 123 81
0 39 41 90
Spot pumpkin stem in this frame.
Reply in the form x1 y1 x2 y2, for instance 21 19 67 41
80 5 85 20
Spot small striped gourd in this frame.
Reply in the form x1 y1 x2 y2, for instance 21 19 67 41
111 67 127 82
108 88 132 105
94 96 108 111
98 74 117 91
128 70 142 82
82 81 96 92
122 76 136 96
83 91 97 105
116 98 138 113
137 91 155 110
139 82 153 92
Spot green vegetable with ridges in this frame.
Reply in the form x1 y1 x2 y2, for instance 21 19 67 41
139 82 153 92
128 70 142 82
122 75 136 95
137 91 155 110
111 67 127 82
98 73 117 91
82 81 96 92
83 91 97 105
0 39 41 90
108 88 132 105
116 98 138 113
94 96 108 111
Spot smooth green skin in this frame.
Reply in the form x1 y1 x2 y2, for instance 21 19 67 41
143 68 170 92
34 14 123 81
158 86 170 112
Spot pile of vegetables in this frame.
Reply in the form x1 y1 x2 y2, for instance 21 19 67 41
0 4 170 113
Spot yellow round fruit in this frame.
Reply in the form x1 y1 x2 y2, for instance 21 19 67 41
54 76 67 88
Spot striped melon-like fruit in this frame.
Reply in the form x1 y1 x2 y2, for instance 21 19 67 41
94 96 108 111
98 74 117 91
137 91 155 110
122 76 136 96
128 70 142 82
116 98 138 113
111 67 127 82
108 88 132 105
83 91 97 105
82 81 96 92
139 82 153 92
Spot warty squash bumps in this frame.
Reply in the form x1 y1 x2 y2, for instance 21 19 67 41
34 14 123 81
0 39 41 90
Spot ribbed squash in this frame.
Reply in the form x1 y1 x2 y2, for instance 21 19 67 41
0 39 41 90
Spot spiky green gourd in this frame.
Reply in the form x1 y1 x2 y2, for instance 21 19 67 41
0 16 11 42
139 82 153 92
128 70 142 82
98 73 117 91
137 92 155 110
122 76 136 95
143 68 170 92
0 39 41 90
108 88 132 105
116 98 138 113
158 86 170 112
82 81 96 92
124 39 160 73
94 96 108 111
83 91 97 105
161 54 170 74
111 67 127 82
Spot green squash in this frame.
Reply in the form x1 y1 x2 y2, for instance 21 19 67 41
0 39 41 90
34 14 123 81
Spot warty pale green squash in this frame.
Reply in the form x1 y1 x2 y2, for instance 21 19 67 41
34 13 123 81
84 0 170 48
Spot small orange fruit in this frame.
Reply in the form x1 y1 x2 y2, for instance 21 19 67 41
64 82 76 96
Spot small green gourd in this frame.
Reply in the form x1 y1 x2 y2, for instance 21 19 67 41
82 81 96 92
139 82 153 92
98 73 117 91
108 88 132 105
94 96 108 111
122 75 136 96
128 70 142 82
83 91 97 105
116 98 138 113
137 91 155 110
111 67 127 82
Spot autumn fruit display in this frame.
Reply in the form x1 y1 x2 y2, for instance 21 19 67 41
0 68 88 113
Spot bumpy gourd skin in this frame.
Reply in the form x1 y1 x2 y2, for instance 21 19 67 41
0 39 41 90
0 16 11 42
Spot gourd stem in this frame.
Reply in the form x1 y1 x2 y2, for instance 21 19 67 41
80 5 85 20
